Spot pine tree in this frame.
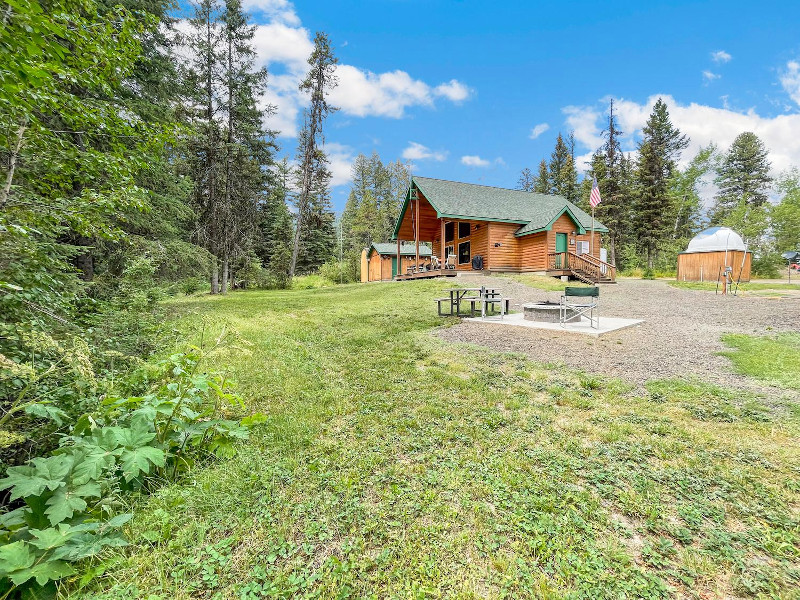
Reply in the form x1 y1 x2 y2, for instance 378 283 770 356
588 99 633 266
517 167 535 191
634 98 689 269
382 160 410 240
255 158 293 286
708 132 772 224
218 0 276 291
533 159 550 194
290 32 338 277
186 0 224 292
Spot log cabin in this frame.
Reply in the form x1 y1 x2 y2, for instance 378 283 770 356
361 243 432 282
392 176 616 283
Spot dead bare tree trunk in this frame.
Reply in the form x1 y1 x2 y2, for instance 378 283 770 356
211 257 219 294
289 33 338 277
221 255 229 294
0 121 25 208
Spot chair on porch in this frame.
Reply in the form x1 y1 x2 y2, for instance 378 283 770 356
444 255 456 270
560 286 600 328
431 256 441 270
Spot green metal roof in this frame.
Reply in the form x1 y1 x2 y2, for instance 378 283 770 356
392 176 609 238
369 243 432 256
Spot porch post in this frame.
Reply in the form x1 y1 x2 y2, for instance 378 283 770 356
440 218 445 272
415 196 420 270
396 238 401 279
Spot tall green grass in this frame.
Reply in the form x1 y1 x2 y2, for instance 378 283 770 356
76 282 800 599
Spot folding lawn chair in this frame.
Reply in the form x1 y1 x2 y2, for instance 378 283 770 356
560 286 599 329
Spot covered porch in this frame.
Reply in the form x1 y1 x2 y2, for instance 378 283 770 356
393 188 478 280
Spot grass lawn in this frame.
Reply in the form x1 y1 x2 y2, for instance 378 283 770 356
721 333 800 391
669 280 800 295
81 282 800 599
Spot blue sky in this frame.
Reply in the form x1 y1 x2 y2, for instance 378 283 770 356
238 0 800 211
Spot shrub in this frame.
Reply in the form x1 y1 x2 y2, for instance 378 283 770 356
291 275 336 290
317 260 356 284
0 346 262 596
751 253 780 279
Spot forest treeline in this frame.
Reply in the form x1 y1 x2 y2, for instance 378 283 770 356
515 99 800 276
0 0 341 593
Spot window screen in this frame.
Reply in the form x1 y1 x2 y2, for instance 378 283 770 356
458 222 471 238
458 241 471 265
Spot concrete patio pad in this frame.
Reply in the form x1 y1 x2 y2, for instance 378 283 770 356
463 312 644 337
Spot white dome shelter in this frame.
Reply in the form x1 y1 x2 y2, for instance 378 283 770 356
686 227 747 253
677 227 751 282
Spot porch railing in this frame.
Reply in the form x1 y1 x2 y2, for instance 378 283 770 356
547 252 616 283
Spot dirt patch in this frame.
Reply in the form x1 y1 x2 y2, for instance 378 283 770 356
434 275 800 398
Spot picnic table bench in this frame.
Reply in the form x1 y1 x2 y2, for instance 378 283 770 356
435 287 511 318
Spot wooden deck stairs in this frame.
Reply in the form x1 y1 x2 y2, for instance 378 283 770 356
548 252 616 284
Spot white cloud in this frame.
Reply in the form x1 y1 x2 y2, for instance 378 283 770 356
402 142 447 162
434 80 472 102
564 94 800 180
324 142 355 187
563 104 604 152
461 155 490 167
331 67 428 118
251 22 314 72
460 155 504 168
242 0 300 25
780 60 800 106
328 68 471 118
239 2 471 138
711 50 732 64
529 123 550 139
702 70 721 83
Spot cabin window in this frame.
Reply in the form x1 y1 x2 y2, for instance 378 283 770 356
458 222 471 239
445 222 454 243
576 241 589 255
458 241 471 265
445 245 454 258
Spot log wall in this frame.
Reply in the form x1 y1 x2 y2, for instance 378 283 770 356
676 251 751 282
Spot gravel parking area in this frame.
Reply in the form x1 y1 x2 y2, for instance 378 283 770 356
435 275 800 395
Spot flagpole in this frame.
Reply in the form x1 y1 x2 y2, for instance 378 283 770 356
591 206 595 257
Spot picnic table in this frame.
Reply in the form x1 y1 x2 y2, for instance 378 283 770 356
436 287 511 317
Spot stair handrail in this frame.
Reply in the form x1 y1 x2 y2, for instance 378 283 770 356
568 251 616 282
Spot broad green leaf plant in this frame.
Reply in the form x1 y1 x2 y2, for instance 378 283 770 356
0 345 258 596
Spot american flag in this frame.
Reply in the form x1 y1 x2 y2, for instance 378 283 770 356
589 176 602 208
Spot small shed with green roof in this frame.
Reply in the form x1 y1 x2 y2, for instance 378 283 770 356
361 242 432 282
389 176 615 283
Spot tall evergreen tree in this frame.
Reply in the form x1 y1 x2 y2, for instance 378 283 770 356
255 158 293 284
185 0 225 292
533 159 550 194
517 167 535 191
219 0 276 291
708 132 772 224
633 98 689 269
587 99 633 266
185 0 274 292
290 32 338 276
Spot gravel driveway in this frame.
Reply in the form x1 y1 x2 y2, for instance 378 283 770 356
435 275 800 396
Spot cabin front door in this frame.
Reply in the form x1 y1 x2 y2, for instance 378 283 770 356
391 257 398 278
555 233 568 268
